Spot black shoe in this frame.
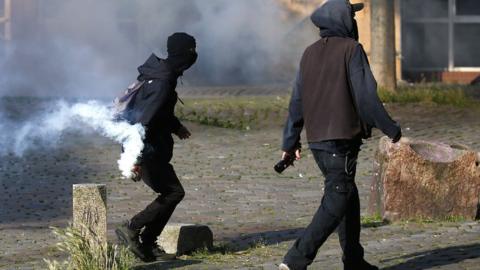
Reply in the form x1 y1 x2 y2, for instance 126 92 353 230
115 222 155 262
344 259 379 270
141 243 176 261
115 221 140 246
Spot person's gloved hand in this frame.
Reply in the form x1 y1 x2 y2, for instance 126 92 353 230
174 125 191 140
131 165 142 182
392 129 402 143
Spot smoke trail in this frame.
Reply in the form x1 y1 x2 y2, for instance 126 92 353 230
7 100 145 179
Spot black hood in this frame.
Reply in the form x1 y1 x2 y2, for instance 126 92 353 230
311 0 357 39
137 54 172 81
166 32 198 76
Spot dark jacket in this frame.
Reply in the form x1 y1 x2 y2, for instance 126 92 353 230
282 0 400 153
131 54 182 162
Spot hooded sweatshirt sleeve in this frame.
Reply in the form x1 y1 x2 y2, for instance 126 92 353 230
282 70 304 152
348 44 401 139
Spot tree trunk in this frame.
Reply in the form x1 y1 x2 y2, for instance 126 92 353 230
370 0 397 91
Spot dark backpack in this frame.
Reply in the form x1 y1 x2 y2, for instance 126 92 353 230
113 80 145 122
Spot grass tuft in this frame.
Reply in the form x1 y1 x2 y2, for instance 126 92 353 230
44 226 135 270
361 214 389 228
183 239 275 264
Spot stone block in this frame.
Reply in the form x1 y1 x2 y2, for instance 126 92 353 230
72 184 107 247
158 223 213 255
369 137 480 221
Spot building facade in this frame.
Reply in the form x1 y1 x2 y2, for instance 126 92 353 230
298 0 480 84
401 0 480 83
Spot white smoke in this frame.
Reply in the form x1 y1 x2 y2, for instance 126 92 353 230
0 0 316 97
6 100 145 179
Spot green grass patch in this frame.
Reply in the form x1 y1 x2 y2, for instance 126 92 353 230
399 215 468 224
361 214 389 228
379 84 478 107
176 96 289 129
363 214 469 227
176 84 478 129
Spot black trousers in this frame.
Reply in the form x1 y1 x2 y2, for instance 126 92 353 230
129 156 185 245
284 149 364 270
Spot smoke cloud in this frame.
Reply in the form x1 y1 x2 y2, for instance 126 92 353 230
0 1 318 176
0 0 316 98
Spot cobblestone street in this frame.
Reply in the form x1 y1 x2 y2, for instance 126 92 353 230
0 101 479 270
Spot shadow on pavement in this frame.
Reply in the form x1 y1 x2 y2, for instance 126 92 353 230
132 259 201 270
381 243 480 270
225 228 304 251
0 147 100 225
0 126 120 225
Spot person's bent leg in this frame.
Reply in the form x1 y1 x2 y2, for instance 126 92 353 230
136 163 185 245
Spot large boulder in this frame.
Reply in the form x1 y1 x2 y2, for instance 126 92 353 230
158 223 213 255
369 137 480 221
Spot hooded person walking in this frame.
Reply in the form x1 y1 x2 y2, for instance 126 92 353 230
279 1 401 270
115 32 197 262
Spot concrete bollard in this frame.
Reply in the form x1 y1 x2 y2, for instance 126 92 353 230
158 223 213 255
72 184 108 247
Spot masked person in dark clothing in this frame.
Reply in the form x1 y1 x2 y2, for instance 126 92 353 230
278 1 401 270
115 32 197 262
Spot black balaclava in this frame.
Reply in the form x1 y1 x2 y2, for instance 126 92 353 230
350 5 360 41
166 32 198 76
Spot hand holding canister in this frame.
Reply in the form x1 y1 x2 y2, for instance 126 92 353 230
274 149 301 174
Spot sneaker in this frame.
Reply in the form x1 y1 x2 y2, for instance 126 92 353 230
344 259 379 270
115 221 155 262
279 263 291 270
115 221 140 244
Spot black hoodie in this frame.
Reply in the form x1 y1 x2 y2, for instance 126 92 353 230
282 0 401 153
131 54 182 162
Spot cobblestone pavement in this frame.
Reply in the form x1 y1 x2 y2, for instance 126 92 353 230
0 102 479 269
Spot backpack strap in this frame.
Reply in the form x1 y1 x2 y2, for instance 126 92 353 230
129 80 145 92
118 81 145 103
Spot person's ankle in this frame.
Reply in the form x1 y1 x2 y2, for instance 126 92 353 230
126 220 141 232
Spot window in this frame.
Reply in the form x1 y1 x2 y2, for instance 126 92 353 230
403 23 449 69
456 0 480 16
402 0 480 70
454 23 480 66
402 0 448 19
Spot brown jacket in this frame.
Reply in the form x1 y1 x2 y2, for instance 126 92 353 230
299 37 361 143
